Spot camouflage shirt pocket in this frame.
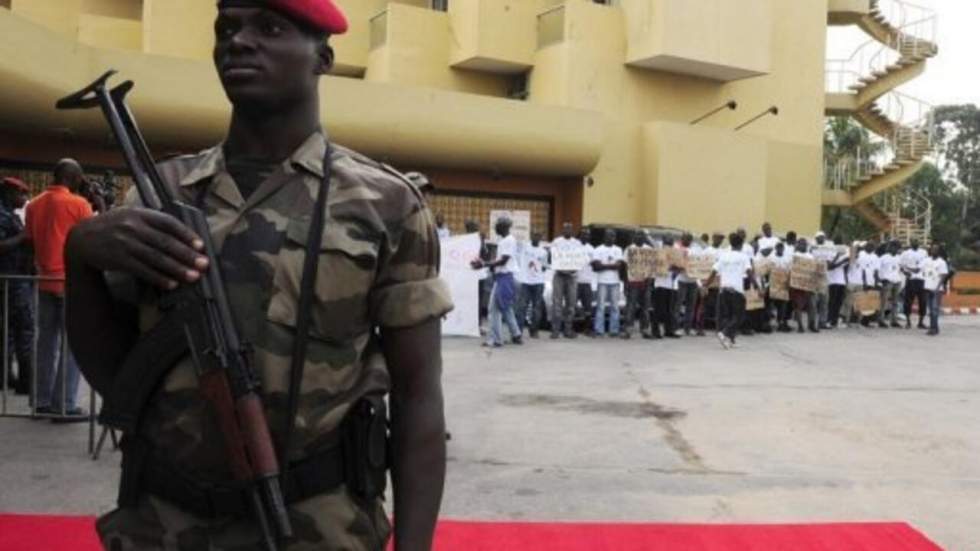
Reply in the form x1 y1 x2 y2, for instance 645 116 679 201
266 218 380 344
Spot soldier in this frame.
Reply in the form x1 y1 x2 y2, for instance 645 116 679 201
64 1 453 550
0 177 34 395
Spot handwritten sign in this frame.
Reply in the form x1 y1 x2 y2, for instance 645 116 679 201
745 289 765 311
790 256 825 293
666 248 688 272
770 269 790 301
686 253 715 282
854 290 881 315
551 245 590 272
754 257 774 278
626 247 658 281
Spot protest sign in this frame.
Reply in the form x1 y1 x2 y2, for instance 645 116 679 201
551 244 591 272
854 290 882 316
687 253 715 281
770 269 790 301
439 233 481 337
790 256 824 292
754 257 774 278
626 247 657 281
666 248 688 272
745 289 765 311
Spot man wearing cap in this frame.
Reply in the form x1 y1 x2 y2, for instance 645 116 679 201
64 2 452 549
0 177 34 394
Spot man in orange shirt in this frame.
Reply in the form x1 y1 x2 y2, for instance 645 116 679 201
25 159 93 418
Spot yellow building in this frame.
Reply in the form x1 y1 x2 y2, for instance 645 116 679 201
0 0 932 238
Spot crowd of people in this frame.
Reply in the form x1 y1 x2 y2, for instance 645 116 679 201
468 217 955 349
0 160 102 420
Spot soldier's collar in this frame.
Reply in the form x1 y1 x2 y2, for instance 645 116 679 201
177 130 332 187
288 130 331 179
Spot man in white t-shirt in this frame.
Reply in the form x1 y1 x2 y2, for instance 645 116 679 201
698 232 726 334
900 239 929 329
825 235 849 328
471 217 522 347
810 232 835 329
549 223 583 339
769 241 793 332
623 231 654 339
674 233 700 336
576 228 597 333
757 222 780 255
839 241 865 328
435 213 451 240
854 241 881 327
923 244 952 336
877 240 904 328
651 236 681 338
517 231 549 338
591 229 624 337
704 232 755 349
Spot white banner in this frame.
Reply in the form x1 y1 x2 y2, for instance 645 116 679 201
439 233 482 337
551 244 590 272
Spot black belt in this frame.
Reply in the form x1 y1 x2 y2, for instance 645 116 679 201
135 443 346 519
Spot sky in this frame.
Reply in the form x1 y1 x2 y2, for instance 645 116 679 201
827 0 980 107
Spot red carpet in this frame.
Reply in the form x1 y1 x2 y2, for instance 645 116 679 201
0 514 943 550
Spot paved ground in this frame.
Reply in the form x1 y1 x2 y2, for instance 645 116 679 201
1 318 978 549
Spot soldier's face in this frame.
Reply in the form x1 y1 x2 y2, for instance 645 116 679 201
214 8 331 110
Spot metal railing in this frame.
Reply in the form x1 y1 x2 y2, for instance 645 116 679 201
826 0 937 95
537 4 566 49
0 275 99 455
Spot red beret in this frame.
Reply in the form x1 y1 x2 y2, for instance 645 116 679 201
1 177 29 193
218 0 348 35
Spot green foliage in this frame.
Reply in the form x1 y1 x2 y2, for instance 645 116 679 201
933 104 980 268
822 108 980 269
824 117 886 162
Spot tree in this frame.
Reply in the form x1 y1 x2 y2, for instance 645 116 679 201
822 117 886 242
933 104 980 268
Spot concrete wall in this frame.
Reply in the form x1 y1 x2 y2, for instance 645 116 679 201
622 0 772 81
78 13 142 51
643 122 768 233
0 0 830 235
142 0 215 60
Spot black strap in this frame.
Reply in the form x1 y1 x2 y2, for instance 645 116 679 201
280 142 333 473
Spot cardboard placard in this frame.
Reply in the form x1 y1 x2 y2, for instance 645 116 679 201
790 256 825 293
686 253 715 282
626 247 657 281
745 289 765 311
666 248 688 271
854 290 881 315
754 257 774 278
551 245 591 272
770 269 790 301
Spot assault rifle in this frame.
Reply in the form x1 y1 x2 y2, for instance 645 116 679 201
57 71 292 551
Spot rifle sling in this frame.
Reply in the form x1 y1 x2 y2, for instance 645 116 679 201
100 307 192 433
280 143 333 472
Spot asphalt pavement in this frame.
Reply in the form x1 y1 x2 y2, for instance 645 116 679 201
1 317 977 549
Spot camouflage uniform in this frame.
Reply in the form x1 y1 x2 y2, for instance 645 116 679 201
0 202 34 391
97 132 453 550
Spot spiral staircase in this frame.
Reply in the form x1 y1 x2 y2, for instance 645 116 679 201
824 0 937 245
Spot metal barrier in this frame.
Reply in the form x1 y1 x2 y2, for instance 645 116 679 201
0 274 100 456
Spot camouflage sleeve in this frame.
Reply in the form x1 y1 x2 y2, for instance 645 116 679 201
369 199 453 328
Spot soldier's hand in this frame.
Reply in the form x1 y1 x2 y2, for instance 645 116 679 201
67 207 208 290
